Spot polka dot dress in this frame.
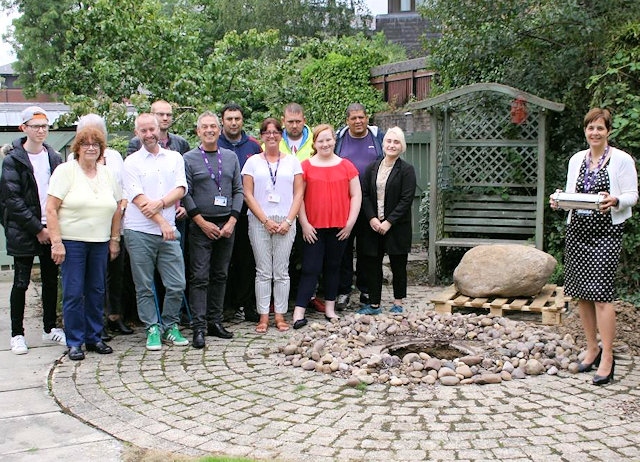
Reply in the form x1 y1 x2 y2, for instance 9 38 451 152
564 162 624 302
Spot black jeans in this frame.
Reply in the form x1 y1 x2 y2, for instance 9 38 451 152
295 228 347 307
188 220 235 331
338 213 368 295
224 213 256 311
11 248 59 337
105 236 125 318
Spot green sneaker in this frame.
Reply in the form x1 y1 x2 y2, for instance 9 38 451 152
146 324 162 351
162 324 189 346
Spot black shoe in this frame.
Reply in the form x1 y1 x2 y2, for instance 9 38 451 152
86 341 113 354
100 328 113 342
359 292 370 305
68 346 85 361
193 330 206 349
208 322 233 339
593 359 615 385
107 318 134 335
578 348 602 373
244 307 260 322
293 318 308 330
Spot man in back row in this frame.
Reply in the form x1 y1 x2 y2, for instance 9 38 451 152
127 100 190 155
218 103 262 323
335 103 384 310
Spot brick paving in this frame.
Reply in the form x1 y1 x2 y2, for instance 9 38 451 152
47 284 640 461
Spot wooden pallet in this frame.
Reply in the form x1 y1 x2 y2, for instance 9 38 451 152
431 284 568 325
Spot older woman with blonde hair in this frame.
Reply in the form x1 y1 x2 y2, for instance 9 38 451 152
46 127 122 360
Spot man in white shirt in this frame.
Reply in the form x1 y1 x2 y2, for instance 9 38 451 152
123 113 189 351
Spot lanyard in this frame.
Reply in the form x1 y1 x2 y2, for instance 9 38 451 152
583 145 609 193
199 146 222 194
265 152 281 187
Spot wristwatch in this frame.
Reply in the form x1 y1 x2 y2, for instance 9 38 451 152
110 236 121 242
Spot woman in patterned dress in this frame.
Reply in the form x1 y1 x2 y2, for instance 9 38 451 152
551 108 638 385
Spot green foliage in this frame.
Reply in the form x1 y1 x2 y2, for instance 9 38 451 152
3 1 400 137
188 0 373 56
589 22 640 151
419 0 640 295
295 33 403 127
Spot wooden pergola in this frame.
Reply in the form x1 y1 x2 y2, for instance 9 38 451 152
409 83 565 284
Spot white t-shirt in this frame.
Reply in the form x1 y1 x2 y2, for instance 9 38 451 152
28 149 51 224
48 161 121 242
241 152 302 218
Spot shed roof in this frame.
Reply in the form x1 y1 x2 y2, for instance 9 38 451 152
0 102 70 127
409 83 565 112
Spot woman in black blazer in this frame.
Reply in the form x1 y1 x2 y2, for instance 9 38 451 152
357 126 417 315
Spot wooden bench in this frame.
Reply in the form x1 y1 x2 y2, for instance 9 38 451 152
435 194 537 248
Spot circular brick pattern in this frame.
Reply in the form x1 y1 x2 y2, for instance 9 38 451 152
51 289 640 461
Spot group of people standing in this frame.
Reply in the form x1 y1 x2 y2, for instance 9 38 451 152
2 102 637 388
1 101 418 359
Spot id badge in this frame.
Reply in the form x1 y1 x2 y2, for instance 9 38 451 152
268 192 281 203
214 195 228 206
576 209 593 216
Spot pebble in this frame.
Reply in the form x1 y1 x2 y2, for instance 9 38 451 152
280 310 588 387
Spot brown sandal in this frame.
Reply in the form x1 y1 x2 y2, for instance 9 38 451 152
255 314 269 334
274 314 290 332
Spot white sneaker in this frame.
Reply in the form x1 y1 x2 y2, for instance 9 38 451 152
11 335 28 355
42 328 66 345
337 293 350 310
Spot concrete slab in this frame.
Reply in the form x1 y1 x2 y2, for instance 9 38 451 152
0 413 121 460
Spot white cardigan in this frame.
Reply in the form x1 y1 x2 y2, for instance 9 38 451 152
565 146 638 224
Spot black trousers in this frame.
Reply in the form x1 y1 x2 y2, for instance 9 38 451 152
11 248 59 337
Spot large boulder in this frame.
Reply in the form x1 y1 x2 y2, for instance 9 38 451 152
453 244 557 298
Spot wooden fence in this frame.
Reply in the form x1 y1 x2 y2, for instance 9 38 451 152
370 57 436 108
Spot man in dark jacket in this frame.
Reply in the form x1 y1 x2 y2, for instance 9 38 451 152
335 103 385 310
218 103 262 322
0 106 67 354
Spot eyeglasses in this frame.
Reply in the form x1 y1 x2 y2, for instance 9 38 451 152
262 131 281 138
80 143 100 150
25 124 49 131
153 112 173 118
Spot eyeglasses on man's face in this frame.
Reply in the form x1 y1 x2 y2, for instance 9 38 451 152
26 124 49 131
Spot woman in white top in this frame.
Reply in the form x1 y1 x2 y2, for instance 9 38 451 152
46 127 122 360
551 108 638 385
242 118 303 333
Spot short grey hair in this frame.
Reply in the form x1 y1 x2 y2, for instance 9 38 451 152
197 110 220 128
77 113 108 137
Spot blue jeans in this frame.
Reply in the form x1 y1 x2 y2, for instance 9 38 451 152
124 229 185 329
60 240 108 347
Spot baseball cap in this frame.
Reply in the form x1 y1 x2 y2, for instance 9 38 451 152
21 106 49 125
